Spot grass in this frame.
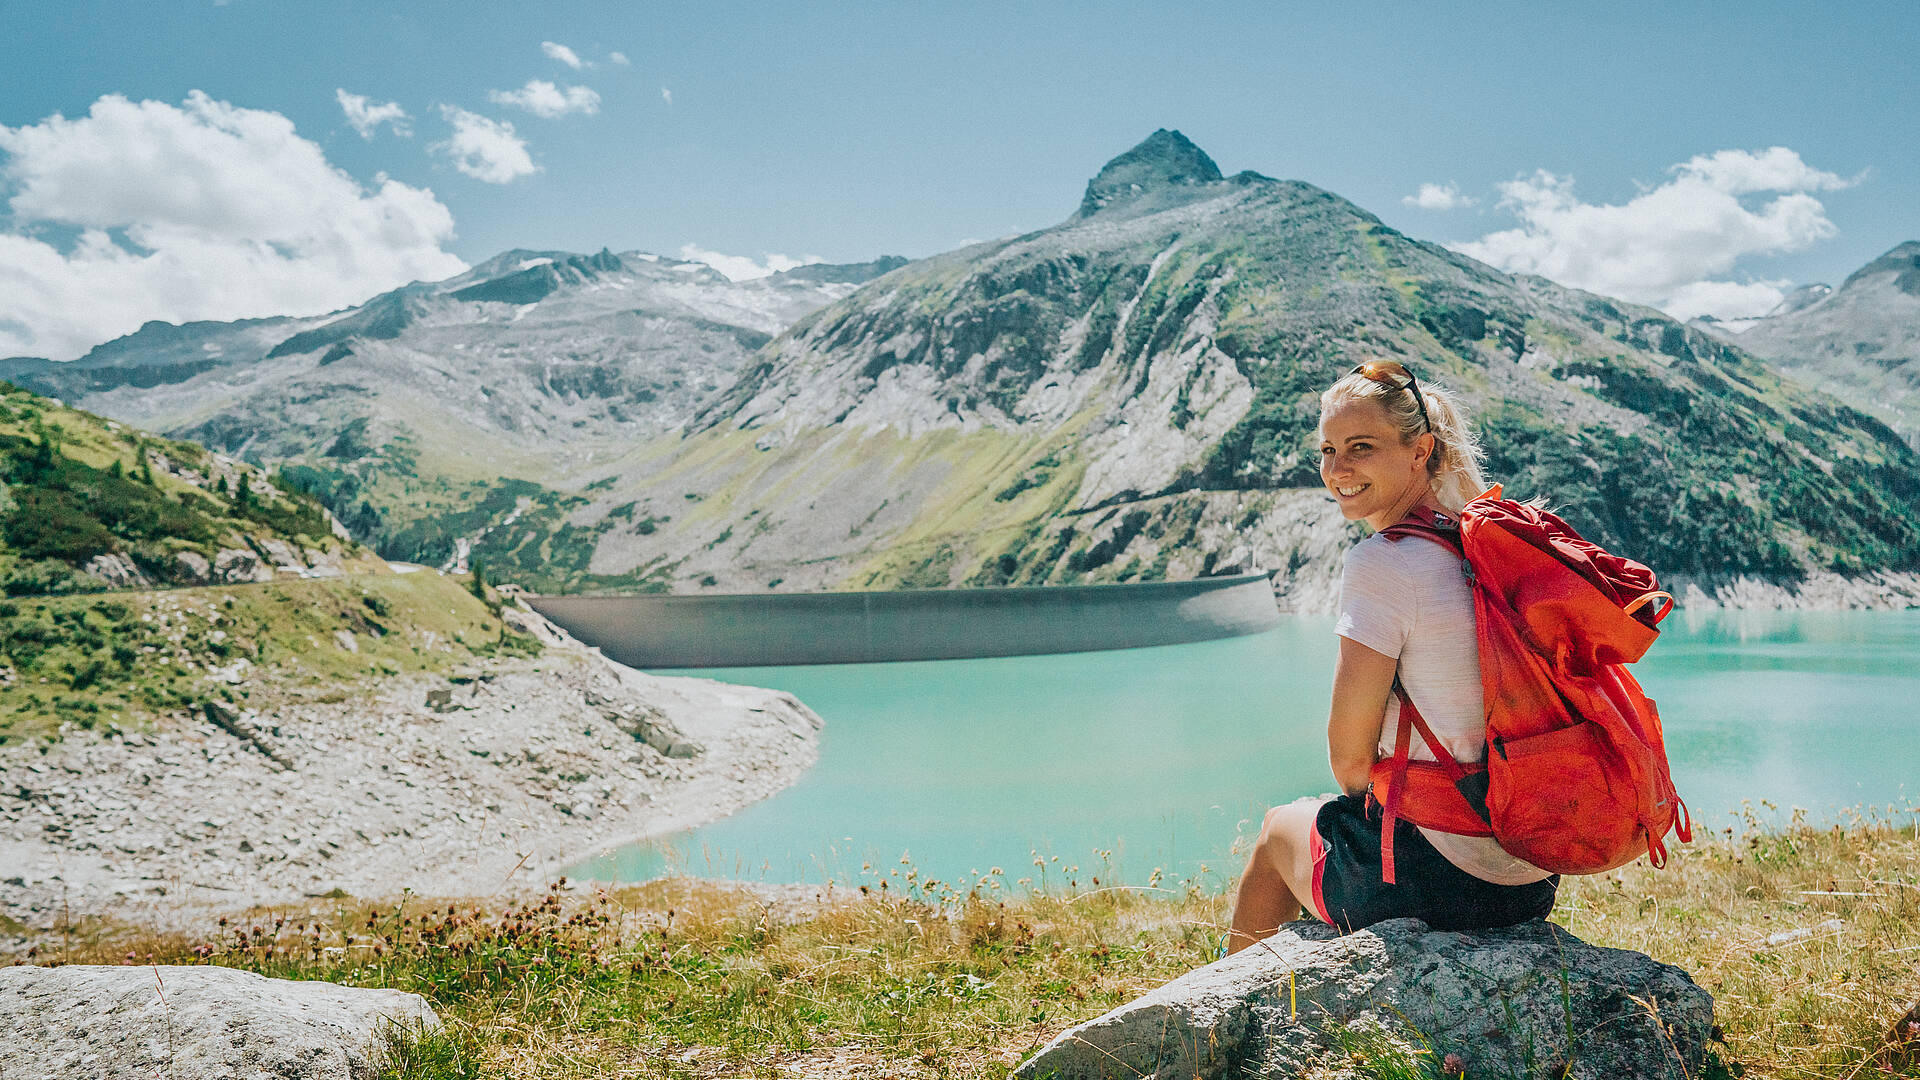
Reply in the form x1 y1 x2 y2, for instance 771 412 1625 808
0 569 538 745
9 806 1917 1079
0 384 356 596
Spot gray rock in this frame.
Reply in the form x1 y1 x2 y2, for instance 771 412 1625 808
0 963 439 1079
584 688 704 758
258 537 305 573
213 548 272 584
202 701 293 769
173 550 212 583
1015 919 1712 1080
81 554 150 590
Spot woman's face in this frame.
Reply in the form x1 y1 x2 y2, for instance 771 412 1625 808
1318 397 1433 530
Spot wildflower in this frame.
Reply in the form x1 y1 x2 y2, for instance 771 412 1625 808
1442 1054 1466 1076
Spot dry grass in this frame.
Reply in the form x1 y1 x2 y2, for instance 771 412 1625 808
7 809 1918 1079
1557 802 1920 1079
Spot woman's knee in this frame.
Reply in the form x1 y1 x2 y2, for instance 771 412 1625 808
1257 799 1323 873
1255 802 1309 860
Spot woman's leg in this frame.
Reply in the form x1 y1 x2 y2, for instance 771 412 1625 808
1227 797 1326 955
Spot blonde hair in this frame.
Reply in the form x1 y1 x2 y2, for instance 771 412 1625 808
1319 369 1488 512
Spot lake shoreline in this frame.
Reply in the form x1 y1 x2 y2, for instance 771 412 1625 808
0 622 823 936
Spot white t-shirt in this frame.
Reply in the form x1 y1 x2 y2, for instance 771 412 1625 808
1334 533 1554 886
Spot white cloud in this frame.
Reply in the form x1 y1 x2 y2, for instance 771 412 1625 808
1402 182 1475 211
678 244 821 281
1454 147 1852 321
487 80 600 119
1674 146 1849 195
661 86 673 106
0 91 464 361
335 88 410 138
609 51 630 66
541 41 588 70
432 106 537 184
1663 279 1795 322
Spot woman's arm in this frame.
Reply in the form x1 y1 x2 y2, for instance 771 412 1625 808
1328 635 1397 796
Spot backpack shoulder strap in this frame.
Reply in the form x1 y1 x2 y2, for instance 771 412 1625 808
1380 506 1466 555
1376 681 1477 883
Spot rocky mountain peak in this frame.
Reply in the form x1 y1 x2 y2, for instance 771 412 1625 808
1842 240 1920 296
1077 129 1224 217
1766 282 1833 318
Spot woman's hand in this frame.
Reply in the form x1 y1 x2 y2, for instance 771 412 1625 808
1328 636 1397 796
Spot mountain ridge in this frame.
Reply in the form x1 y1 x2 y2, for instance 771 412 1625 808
14 133 1920 607
1710 240 1920 447
586 132 1920 604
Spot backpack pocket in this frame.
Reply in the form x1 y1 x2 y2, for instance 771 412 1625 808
1487 719 1646 875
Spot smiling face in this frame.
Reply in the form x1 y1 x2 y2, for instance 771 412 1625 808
1318 397 1436 531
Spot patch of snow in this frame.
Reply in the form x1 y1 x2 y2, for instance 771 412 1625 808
518 258 554 270
631 252 660 261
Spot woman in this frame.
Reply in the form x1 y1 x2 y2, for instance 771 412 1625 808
1226 361 1556 952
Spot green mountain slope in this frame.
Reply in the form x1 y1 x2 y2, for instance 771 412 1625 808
0 382 364 596
21 133 1918 605
0 250 903 590
574 131 1919 600
0 383 542 744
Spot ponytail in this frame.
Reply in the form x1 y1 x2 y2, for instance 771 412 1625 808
1417 382 1488 512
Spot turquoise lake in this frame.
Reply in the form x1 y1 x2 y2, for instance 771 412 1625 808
569 610 1920 889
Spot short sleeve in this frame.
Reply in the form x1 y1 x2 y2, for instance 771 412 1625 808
1334 538 1416 659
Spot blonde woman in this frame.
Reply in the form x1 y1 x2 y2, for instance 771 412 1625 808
1228 362 1556 951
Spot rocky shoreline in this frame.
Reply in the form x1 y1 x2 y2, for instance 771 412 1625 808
0 618 822 937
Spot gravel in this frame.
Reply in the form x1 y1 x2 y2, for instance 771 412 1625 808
0 623 822 935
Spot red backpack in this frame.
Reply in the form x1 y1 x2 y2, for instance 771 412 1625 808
1367 486 1691 883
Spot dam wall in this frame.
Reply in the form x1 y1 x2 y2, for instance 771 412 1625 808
527 572 1279 668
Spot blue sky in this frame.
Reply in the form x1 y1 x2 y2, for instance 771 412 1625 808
2 1 1915 359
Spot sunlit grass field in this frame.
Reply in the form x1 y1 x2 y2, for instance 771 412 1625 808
12 805 1916 1079
0 569 534 745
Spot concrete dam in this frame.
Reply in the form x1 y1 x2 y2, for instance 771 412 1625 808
527 571 1280 668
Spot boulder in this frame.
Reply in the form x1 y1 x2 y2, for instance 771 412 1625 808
258 537 306 574
214 548 273 584
0 963 440 1080
583 687 704 759
174 550 212 584
1015 918 1712 1080
82 553 151 590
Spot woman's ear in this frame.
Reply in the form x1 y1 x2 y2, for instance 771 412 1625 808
1415 431 1436 468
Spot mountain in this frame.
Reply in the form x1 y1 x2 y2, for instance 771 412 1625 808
0 249 898 456
1714 242 1920 447
567 131 1918 603
0 249 903 589
16 134 1920 605
0 382 361 596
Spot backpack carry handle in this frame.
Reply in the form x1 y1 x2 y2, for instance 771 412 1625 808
1622 590 1674 625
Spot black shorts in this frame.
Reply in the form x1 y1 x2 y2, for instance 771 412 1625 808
1309 793 1558 934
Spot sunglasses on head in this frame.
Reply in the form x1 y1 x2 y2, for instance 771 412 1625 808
1350 360 1431 432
